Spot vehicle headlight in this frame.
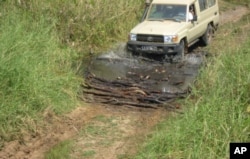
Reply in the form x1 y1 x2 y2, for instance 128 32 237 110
129 33 137 41
164 35 178 43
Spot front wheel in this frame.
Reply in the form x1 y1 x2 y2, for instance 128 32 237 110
201 24 213 46
179 40 185 60
173 40 185 63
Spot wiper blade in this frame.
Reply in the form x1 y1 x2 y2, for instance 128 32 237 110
163 18 173 20
147 19 164 22
173 18 182 22
163 18 182 22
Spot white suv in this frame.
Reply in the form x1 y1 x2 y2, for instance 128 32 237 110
127 0 219 61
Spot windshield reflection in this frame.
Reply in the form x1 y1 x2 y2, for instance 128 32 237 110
147 4 187 22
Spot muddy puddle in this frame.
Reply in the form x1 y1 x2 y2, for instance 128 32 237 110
83 43 207 108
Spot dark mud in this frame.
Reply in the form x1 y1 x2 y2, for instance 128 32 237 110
83 43 207 108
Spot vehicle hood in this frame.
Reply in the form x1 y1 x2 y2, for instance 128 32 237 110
130 20 187 35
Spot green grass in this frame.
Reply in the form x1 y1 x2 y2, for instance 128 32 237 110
79 115 117 140
133 10 250 159
0 5 80 142
81 150 96 158
45 140 73 159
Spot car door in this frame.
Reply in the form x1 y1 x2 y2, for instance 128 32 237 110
187 3 201 44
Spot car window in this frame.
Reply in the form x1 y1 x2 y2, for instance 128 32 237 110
208 0 216 7
147 4 187 22
198 0 207 11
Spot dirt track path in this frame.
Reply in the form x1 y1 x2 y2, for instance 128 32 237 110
0 104 169 159
0 5 249 159
69 105 169 159
220 5 249 25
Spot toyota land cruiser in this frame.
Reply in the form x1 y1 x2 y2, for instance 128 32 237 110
127 0 219 61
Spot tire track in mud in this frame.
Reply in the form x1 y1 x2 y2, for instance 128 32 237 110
0 5 249 159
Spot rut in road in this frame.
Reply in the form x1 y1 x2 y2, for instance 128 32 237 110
83 43 207 109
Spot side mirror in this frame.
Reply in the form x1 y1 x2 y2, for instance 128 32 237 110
145 0 151 6
192 15 198 21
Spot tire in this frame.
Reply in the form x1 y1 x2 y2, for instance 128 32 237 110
178 40 185 61
131 51 139 56
201 24 213 46
172 40 185 63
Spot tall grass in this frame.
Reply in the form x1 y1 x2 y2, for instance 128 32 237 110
0 0 144 145
0 5 80 142
5 0 143 55
134 11 250 159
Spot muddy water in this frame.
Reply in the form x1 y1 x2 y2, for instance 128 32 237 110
86 43 206 94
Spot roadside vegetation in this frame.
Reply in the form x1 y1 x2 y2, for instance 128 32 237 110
133 2 250 159
46 0 250 158
0 0 249 158
0 2 80 145
0 0 143 147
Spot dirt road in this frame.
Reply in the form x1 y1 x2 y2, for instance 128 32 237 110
0 5 249 159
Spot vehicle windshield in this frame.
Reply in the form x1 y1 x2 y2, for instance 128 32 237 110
147 4 187 22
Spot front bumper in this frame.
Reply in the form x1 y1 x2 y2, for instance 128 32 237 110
127 41 181 55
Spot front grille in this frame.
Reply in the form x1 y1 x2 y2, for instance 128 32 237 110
137 34 164 43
